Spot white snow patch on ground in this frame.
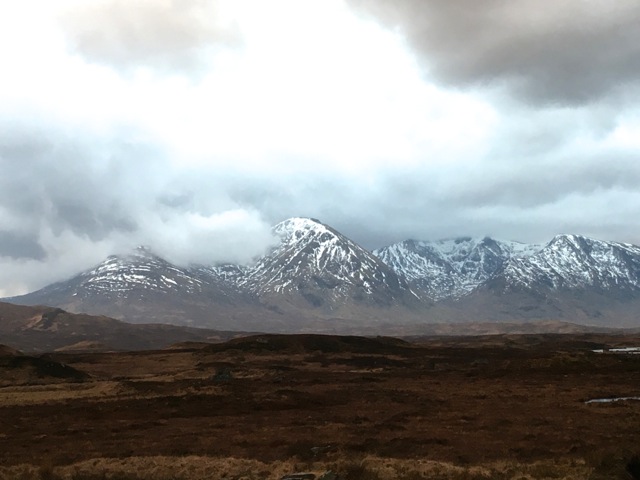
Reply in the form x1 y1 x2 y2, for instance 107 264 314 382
585 396 640 404
592 347 640 354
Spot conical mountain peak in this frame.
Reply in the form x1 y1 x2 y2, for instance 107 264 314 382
242 217 416 310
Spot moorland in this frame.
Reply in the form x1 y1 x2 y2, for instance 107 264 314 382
1 333 640 479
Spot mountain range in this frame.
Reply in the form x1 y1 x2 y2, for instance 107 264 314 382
6 217 640 332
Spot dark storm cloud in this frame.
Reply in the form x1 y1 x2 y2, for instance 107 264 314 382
61 0 241 75
347 0 640 105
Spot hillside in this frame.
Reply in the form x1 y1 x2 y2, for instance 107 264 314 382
6 219 640 331
0 301 242 352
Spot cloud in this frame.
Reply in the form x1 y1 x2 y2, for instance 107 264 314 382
347 0 640 106
0 127 151 242
1 0 639 297
1 119 639 295
445 157 640 210
238 154 640 250
0 125 276 295
0 232 46 260
145 209 278 267
60 0 241 75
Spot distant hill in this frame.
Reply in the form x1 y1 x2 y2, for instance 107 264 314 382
0 301 242 352
204 333 413 355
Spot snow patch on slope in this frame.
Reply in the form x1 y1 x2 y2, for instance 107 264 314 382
375 237 541 300
240 217 414 307
501 234 640 292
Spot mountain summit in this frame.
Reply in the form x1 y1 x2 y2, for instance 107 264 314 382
491 234 640 294
6 219 640 331
8 245 258 327
8 218 423 329
240 217 418 312
375 236 540 300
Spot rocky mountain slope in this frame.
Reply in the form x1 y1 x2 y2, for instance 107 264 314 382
7 218 424 330
442 234 640 326
493 234 640 295
21 246 233 302
6 218 640 330
238 218 420 313
374 236 540 299
8 246 262 328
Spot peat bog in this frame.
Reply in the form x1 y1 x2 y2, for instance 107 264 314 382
1 333 640 479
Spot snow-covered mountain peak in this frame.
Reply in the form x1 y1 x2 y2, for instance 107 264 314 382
498 233 640 292
78 247 208 296
273 217 333 242
375 236 542 300
241 217 414 309
547 233 588 248
267 217 361 269
85 246 163 276
8 220 640 329
131 245 157 258
427 236 540 259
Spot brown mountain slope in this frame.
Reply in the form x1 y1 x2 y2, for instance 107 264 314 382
0 301 243 352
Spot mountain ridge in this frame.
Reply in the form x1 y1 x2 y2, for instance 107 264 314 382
6 218 640 330
374 236 541 300
238 217 420 312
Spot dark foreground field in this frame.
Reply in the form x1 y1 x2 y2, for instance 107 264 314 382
2 333 640 479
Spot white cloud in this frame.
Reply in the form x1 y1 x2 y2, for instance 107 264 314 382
60 0 241 74
0 0 639 295
141 209 277 267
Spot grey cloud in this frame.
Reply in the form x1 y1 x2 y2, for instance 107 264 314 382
440 157 640 209
0 130 152 241
158 192 194 209
1 132 639 294
3 125 634 257
488 105 619 159
253 157 640 249
0 125 277 295
187 155 640 250
347 0 640 106
61 0 241 75
52 202 137 241
0 232 46 260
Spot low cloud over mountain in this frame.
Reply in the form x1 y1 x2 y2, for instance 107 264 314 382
1 1 639 296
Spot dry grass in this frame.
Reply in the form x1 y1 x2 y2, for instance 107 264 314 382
0 382 121 406
2 333 640 479
0 455 595 480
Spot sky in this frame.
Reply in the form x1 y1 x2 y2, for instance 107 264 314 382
1 0 640 296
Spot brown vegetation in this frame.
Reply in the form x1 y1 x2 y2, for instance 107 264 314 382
1 333 640 479
0 301 246 352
